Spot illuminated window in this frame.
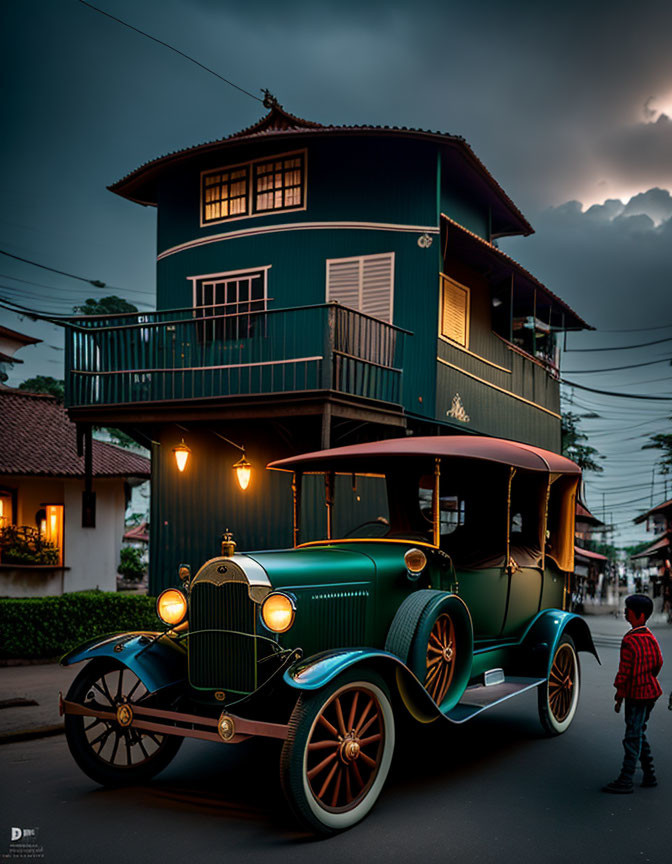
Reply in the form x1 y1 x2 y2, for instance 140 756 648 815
43 504 64 565
202 167 249 223
253 154 304 213
201 150 306 225
440 275 470 347
0 491 13 528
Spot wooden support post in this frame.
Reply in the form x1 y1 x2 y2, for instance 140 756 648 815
433 457 441 548
292 472 302 548
82 424 96 528
325 472 334 541
321 403 332 450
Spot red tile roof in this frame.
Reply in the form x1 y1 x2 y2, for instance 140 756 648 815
0 389 150 478
634 498 672 524
108 105 533 238
123 521 149 543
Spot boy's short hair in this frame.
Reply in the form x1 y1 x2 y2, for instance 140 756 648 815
625 593 654 620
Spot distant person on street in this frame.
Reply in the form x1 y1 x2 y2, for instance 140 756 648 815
602 594 663 794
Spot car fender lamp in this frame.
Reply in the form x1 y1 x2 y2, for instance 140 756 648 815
173 439 191 473
404 548 427 581
157 588 187 626
233 453 252 491
261 592 296 634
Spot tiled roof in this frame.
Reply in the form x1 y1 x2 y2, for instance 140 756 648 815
0 389 150 478
108 105 532 237
123 521 149 543
634 497 672 524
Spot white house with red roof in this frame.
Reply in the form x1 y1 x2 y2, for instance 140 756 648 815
0 388 150 597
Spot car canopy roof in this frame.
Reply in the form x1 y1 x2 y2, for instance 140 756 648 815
268 435 580 475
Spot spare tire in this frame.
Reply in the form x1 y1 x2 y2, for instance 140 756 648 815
385 590 473 711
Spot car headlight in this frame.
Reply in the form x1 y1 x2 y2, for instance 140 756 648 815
404 548 427 575
157 588 187 626
261 592 295 633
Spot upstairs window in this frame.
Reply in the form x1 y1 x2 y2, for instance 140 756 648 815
440 275 469 348
201 150 306 226
254 154 304 213
202 167 249 223
326 253 395 323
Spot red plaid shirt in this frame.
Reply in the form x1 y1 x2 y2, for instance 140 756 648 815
614 627 663 700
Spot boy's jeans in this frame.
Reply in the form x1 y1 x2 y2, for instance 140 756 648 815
621 699 656 779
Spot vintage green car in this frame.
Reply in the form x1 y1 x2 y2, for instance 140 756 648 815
61 435 598 834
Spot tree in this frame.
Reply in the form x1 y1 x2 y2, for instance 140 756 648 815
73 295 138 315
561 412 605 472
642 431 672 476
18 375 65 402
117 546 146 582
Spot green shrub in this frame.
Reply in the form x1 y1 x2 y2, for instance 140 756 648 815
0 525 59 566
0 591 161 660
117 546 145 582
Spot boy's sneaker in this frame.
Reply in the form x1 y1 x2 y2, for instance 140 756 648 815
641 774 658 788
602 777 634 794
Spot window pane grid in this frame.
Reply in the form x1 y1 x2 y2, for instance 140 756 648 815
202 167 249 223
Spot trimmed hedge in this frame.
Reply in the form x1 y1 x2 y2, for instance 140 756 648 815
0 591 161 660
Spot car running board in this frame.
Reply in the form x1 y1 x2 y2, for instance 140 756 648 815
445 676 546 724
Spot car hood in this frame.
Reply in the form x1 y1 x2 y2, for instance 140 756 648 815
244 545 377 592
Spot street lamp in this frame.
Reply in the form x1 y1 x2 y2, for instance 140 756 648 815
173 439 191 473
233 454 252 491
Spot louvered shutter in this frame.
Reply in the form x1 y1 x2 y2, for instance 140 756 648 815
326 254 394 323
441 277 469 346
361 255 393 322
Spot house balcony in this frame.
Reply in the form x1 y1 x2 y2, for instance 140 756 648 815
65 303 410 426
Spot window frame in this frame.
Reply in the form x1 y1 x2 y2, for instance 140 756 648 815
439 273 470 349
189 266 271 341
200 149 308 228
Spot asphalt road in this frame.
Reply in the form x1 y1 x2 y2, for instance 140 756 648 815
2 620 671 864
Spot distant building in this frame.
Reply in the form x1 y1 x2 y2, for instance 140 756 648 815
0 388 150 596
62 103 591 592
632 498 672 565
0 324 41 384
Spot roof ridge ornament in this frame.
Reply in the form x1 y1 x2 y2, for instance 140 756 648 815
262 89 280 110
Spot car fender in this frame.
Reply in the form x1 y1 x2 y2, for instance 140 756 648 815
60 631 187 694
284 648 445 724
518 610 600 678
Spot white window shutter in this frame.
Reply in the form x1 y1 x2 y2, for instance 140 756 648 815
361 255 393 322
326 253 394 323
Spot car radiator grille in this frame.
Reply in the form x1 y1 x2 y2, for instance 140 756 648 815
188 580 258 693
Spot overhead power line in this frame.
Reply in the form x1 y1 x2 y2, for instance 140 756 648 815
560 379 672 400
1 249 107 288
565 336 672 352
78 1 263 103
563 357 672 374
0 269 154 299
598 322 672 333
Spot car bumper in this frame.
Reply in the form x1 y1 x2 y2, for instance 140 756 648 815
59 693 289 744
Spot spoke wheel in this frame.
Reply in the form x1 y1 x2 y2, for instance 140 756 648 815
280 672 395 835
424 613 456 705
538 635 580 736
65 659 182 786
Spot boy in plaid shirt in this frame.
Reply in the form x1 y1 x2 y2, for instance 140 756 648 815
602 594 663 794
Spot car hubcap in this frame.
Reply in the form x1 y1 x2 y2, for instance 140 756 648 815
305 687 384 812
548 644 575 722
425 613 456 704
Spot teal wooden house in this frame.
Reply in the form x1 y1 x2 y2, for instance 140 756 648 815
64 101 589 592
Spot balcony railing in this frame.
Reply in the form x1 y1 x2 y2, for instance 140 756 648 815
65 303 409 410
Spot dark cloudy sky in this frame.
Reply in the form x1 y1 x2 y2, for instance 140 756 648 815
2 0 671 546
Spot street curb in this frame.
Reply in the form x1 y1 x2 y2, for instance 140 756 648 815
0 724 64 745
